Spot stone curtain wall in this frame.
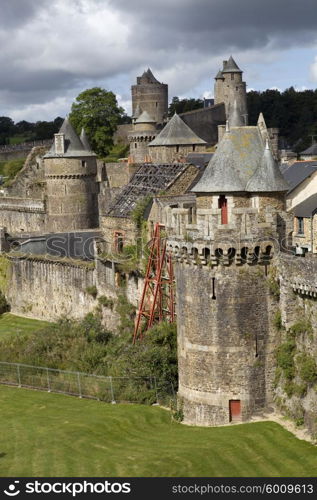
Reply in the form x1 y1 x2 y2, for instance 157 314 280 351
0 198 46 233
277 253 317 436
7 256 96 321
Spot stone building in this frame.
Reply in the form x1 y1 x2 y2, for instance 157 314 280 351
148 113 207 163
159 113 291 426
44 118 99 232
128 110 158 163
214 56 248 122
131 68 168 125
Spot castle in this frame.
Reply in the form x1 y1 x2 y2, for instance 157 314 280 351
0 57 316 434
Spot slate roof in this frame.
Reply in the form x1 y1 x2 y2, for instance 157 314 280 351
222 56 242 73
300 143 317 156
148 113 207 146
106 163 190 217
215 70 224 79
192 126 288 193
135 110 156 123
282 161 317 193
294 193 317 217
44 117 95 158
186 152 213 168
140 68 160 84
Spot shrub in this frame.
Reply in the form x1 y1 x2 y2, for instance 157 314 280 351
297 353 317 384
276 337 296 380
273 310 282 330
98 296 114 309
86 285 98 299
289 319 313 337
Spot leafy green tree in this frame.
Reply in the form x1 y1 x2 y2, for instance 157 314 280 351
69 87 124 157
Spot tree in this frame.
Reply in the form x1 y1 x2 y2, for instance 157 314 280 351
168 96 204 117
69 87 125 157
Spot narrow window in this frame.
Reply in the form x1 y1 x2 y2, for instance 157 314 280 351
135 143 137 149
212 277 216 300
231 73 234 80
176 145 179 153
297 217 304 235
81 160 87 168
155 102 158 107
192 145 196 152
218 195 228 224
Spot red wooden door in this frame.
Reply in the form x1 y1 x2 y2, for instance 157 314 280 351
218 196 228 224
229 400 241 421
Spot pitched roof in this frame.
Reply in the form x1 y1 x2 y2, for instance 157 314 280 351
186 152 213 168
283 161 317 192
44 117 95 158
106 163 190 217
246 140 289 192
192 124 287 193
148 113 207 146
300 143 317 156
135 110 156 124
215 70 224 79
294 193 317 217
140 68 160 84
222 56 242 73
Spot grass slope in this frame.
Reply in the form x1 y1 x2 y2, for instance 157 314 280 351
0 313 51 339
0 386 316 477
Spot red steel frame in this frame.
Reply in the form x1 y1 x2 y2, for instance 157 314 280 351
133 223 175 343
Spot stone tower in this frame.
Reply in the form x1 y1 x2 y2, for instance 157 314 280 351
214 56 248 123
164 118 291 426
44 118 98 232
131 68 168 125
128 110 158 163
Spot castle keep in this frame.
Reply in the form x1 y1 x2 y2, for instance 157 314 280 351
0 57 316 435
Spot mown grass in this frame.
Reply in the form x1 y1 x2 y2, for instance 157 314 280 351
0 313 51 339
0 386 316 477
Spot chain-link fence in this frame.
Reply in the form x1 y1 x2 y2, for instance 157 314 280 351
0 362 176 407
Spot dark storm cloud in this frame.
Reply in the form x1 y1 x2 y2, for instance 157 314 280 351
1 0 317 120
110 0 317 53
0 0 50 28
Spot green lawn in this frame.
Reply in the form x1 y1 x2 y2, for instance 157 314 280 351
0 313 50 339
0 386 316 477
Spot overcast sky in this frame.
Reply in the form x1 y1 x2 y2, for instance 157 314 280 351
1 0 317 122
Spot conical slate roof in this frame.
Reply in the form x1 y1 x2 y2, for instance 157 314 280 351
135 110 156 124
140 68 160 84
215 69 224 79
148 113 207 146
80 128 92 151
44 117 95 158
246 140 289 192
222 56 242 73
192 118 286 193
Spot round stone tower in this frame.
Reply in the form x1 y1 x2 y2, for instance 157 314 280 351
128 110 158 163
131 68 168 125
214 56 248 123
44 118 98 232
165 119 290 426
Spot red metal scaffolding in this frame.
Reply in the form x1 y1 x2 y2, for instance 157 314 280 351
133 223 175 343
